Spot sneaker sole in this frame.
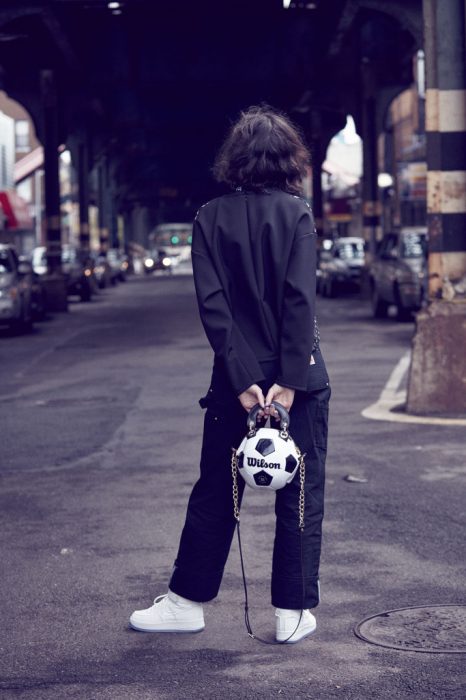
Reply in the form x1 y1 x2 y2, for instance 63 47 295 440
129 622 205 633
276 626 316 644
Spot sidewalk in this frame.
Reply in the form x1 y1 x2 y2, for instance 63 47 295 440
0 277 464 699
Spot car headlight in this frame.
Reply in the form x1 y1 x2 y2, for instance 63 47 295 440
1 286 19 300
144 258 155 268
84 268 92 277
162 257 171 267
0 288 16 299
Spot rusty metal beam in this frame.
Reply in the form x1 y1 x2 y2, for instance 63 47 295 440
329 0 422 57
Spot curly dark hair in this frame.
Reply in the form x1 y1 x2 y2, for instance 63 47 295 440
213 104 311 195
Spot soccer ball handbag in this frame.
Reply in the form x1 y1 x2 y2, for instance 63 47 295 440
235 401 302 490
231 401 307 644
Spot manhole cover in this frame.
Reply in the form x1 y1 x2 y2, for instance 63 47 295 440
354 604 466 653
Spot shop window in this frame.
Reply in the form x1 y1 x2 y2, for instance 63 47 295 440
0 145 7 188
15 120 30 152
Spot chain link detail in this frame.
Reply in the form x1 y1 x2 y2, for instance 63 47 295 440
231 448 241 522
297 446 306 531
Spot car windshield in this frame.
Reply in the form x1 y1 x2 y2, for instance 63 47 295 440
33 248 47 266
401 233 426 258
61 248 75 263
0 251 13 273
337 242 364 260
154 228 192 247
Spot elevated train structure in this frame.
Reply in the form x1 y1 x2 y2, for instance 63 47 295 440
0 0 465 413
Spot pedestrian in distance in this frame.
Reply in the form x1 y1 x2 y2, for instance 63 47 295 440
130 104 331 643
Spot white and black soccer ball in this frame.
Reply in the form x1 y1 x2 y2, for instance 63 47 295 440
236 427 300 491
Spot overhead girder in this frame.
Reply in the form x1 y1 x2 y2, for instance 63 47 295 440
0 0 422 218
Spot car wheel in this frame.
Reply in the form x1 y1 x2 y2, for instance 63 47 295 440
33 291 47 321
395 285 413 322
327 278 337 298
22 316 33 332
80 283 92 302
371 282 389 318
11 305 33 334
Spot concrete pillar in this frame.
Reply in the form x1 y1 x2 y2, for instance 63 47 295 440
407 0 466 414
40 69 67 311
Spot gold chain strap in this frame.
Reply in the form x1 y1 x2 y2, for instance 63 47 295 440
297 446 306 531
231 448 241 522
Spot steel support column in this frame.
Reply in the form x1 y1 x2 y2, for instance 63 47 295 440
41 69 67 311
361 94 381 259
424 0 466 293
77 141 90 253
407 0 466 415
311 139 324 238
98 159 109 254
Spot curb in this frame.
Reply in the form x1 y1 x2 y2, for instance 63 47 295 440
362 352 466 427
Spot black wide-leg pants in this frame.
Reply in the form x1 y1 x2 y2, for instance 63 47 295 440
169 361 330 609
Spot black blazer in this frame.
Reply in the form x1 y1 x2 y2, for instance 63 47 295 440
192 188 328 395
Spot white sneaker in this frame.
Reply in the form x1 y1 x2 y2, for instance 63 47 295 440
129 591 205 633
275 608 317 643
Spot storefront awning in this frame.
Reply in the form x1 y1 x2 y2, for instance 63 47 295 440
14 147 44 184
0 190 33 230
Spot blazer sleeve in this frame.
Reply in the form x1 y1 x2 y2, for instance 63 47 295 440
191 218 265 395
276 210 317 391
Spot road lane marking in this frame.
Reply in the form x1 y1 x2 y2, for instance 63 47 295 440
362 351 466 426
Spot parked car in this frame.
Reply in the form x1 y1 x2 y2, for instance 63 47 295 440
90 253 111 289
32 245 94 301
18 256 46 321
119 253 130 280
107 248 128 283
144 248 176 274
318 236 365 297
0 244 34 332
369 229 427 320
62 245 94 300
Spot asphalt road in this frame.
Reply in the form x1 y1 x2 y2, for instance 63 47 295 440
0 275 464 699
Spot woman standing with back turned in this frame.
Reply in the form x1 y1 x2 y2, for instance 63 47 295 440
130 104 331 643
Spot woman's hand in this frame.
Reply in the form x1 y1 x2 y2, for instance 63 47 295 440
238 384 265 413
265 383 295 415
